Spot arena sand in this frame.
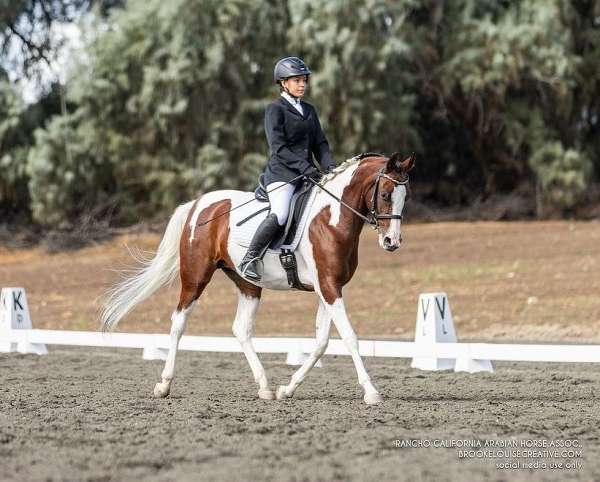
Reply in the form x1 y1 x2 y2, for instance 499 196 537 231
1 348 598 481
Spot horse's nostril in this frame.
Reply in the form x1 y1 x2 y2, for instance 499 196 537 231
384 236 392 246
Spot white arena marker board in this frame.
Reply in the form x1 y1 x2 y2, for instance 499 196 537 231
410 292 493 373
0 287 47 355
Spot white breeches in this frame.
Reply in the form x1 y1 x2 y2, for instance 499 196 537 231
267 182 296 226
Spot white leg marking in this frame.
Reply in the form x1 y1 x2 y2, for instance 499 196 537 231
154 304 194 398
232 290 273 399
320 296 382 405
277 299 331 399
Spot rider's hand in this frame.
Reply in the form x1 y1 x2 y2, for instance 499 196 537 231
303 167 322 182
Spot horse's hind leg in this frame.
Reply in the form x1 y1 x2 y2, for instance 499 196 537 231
276 298 331 400
224 270 273 400
153 266 215 398
233 289 274 399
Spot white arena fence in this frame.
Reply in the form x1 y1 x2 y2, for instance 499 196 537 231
3 329 600 363
2 287 600 372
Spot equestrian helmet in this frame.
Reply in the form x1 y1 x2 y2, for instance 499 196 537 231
273 57 311 84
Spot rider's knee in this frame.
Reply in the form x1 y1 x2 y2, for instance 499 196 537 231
269 204 289 226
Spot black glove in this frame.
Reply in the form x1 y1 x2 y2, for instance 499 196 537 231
303 167 322 182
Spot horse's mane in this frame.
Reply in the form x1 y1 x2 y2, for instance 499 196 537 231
322 152 386 185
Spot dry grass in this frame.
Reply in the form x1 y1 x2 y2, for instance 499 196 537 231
1 221 599 342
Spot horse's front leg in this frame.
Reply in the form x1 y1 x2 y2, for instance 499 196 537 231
276 298 331 399
318 290 383 405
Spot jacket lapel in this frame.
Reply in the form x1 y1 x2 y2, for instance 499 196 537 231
299 101 310 119
278 96 305 118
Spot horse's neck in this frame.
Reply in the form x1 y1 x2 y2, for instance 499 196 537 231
314 163 370 243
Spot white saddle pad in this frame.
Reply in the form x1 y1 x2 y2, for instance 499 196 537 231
227 187 318 254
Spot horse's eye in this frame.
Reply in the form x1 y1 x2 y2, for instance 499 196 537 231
381 191 391 201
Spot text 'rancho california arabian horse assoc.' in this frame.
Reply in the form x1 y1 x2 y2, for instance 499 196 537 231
101 152 415 405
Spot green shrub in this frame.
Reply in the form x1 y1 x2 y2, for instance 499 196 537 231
529 141 591 215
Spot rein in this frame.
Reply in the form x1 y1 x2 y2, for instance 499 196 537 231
197 173 305 227
305 177 375 226
307 166 409 232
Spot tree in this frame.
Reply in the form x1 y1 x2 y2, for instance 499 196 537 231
0 0 122 77
27 0 291 226
287 0 420 159
0 72 28 219
412 0 584 205
14 0 600 228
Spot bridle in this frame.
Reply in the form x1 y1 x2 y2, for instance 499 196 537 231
197 155 411 233
367 167 409 231
305 165 409 234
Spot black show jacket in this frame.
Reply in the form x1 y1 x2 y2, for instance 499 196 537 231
262 96 335 186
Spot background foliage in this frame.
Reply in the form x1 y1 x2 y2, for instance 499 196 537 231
1 0 599 228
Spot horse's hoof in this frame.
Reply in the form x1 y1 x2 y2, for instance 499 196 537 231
364 392 383 405
258 388 275 400
276 385 291 400
153 381 170 398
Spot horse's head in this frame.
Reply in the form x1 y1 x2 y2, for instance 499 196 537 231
364 152 415 252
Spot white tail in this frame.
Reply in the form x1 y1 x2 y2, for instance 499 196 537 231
100 201 195 332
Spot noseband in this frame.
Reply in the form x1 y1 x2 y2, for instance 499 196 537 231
367 168 409 231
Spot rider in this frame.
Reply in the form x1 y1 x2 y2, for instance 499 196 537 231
238 56 336 281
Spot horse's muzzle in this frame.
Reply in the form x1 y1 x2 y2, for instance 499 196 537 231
383 235 401 251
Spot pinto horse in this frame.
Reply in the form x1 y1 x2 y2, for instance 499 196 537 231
101 152 415 405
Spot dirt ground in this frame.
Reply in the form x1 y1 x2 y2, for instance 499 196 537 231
1 221 599 341
0 348 598 482
2 222 599 481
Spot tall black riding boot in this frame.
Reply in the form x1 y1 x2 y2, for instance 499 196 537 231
238 213 281 281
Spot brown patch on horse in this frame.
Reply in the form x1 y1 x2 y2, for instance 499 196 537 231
177 199 239 310
309 166 370 304
206 200 263 299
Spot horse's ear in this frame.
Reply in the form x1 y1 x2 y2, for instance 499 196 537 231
386 152 403 172
401 152 416 172
387 152 416 172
